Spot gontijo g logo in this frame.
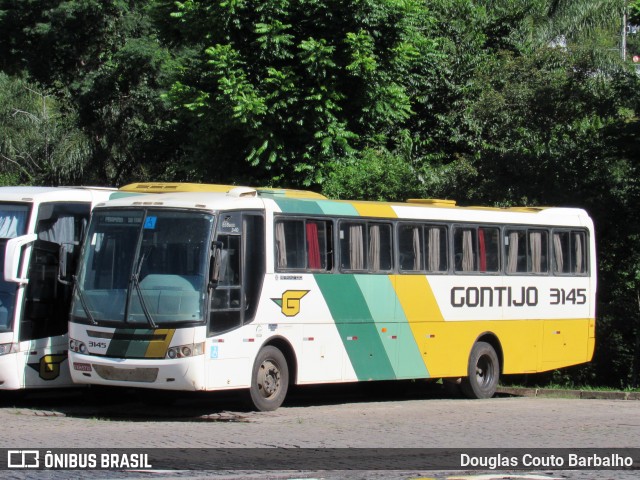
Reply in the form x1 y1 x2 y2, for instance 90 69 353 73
271 290 309 317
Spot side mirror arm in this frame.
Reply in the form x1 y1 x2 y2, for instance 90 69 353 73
4 234 38 284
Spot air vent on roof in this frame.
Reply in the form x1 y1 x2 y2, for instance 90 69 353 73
227 187 257 198
406 199 456 207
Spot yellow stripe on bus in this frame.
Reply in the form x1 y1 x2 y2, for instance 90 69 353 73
351 202 398 218
145 329 176 358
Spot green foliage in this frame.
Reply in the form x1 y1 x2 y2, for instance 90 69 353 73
162 0 441 187
0 73 90 185
322 147 419 201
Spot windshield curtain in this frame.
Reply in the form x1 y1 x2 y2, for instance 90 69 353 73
72 209 214 326
0 203 30 238
0 239 18 332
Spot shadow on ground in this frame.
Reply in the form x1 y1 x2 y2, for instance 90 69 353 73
0 380 483 421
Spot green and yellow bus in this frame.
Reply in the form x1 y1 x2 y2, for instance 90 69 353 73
68 183 596 410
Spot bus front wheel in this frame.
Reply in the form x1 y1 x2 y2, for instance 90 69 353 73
460 341 499 399
249 346 289 411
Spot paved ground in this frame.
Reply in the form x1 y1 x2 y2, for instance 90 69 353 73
0 382 637 479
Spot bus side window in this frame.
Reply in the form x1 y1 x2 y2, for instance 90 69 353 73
243 214 265 324
425 225 448 272
454 227 476 272
553 230 587 275
211 214 266 333
340 221 367 271
478 227 500 272
368 223 392 272
275 218 332 272
399 224 424 272
528 230 549 273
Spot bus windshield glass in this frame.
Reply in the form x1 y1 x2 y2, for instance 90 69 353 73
0 204 30 332
72 209 214 326
0 203 30 238
0 239 18 332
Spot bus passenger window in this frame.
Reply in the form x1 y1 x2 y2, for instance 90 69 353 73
425 226 447 272
399 224 424 271
275 220 305 269
478 227 500 272
340 222 366 271
368 223 392 272
454 228 476 272
528 230 548 273
506 230 526 273
572 231 586 274
553 230 587 275
275 219 332 272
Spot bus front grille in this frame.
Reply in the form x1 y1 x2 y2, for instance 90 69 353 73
92 365 159 383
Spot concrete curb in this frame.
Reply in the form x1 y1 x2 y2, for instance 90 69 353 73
496 386 640 400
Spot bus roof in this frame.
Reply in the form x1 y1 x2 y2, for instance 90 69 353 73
0 186 118 204
119 182 326 199
95 187 592 229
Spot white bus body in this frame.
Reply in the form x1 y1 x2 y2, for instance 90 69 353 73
0 186 119 390
68 185 596 410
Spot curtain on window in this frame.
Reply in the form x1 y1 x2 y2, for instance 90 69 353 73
507 232 519 274
0 211 28 238
553 233 564 273
369 224 380 271
478 229 486 272
306 222 321 269
574 233 583 274
462 230 474 272
275 222 287 269
37 216 76 243
349 224 365 270
530 231 542 273
413 226 422 271
427 227 440 271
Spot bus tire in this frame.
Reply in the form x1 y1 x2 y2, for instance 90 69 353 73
249 346 289 411
460 341 499 399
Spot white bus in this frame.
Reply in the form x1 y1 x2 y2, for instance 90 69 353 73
0 186 120 390
68 184 596 410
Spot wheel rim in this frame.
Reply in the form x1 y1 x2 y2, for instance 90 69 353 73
257 359 281 399
475 354 495 388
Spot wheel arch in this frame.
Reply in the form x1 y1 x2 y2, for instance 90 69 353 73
261 335 298 385
473 331 504 375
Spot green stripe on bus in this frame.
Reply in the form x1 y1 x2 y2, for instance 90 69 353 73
126 330 154 358
314 274 395 381
106 329 133 357
106 329 152 358
272 198 324 215
316 200 359 216
354 275 429 379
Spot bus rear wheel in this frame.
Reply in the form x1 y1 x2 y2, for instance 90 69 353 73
460 341 499 399
249 346 289 411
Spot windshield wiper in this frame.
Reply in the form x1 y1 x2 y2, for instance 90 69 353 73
72 276 98 326
130 247 157 329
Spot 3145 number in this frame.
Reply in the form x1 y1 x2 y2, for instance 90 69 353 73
550 288 587 305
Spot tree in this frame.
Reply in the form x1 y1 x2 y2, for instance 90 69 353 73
0 0 179 185
160 0 442 188
0 73 91 185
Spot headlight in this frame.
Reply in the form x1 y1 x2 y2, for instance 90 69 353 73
0 343 18 356
69 338 87 353
166 342 204 359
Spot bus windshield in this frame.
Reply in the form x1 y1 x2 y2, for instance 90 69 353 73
0 203 30 238
72 209 214 326
0 239 18 332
